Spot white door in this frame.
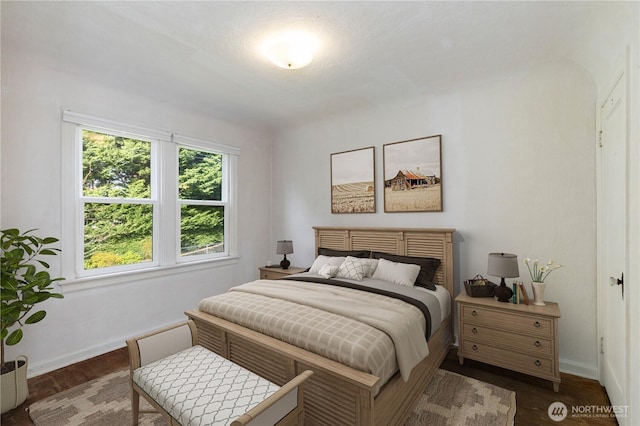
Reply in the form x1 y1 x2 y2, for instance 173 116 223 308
599 59 627 423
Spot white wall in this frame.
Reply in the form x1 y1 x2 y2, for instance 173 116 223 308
272 61 599 378
1 46 273 376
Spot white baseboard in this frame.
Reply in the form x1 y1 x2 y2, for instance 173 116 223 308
559 358 598 380
28 341 126 379
27 318 184 378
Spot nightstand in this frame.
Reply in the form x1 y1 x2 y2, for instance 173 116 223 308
258 266 307 280
456 292 561 392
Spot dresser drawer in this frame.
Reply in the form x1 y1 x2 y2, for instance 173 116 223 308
259 266 307 280
260 270 279 279
461 340 555 378
462 323 553 356
461 305 553 337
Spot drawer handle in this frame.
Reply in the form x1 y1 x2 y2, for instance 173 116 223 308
533 321 541 328
472 327 478 334
534 341 542 348
472 344 478 351
535 360 542 367
471 310 478 317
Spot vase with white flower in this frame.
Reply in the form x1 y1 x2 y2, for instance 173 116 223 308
524 258 562 306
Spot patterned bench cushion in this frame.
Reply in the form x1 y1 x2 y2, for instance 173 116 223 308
132 345 281 425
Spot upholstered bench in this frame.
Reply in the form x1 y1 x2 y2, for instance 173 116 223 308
127 321 312 426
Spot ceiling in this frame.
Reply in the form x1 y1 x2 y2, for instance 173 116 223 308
1 1 633 132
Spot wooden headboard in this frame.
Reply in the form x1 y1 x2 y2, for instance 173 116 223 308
313 226 455 296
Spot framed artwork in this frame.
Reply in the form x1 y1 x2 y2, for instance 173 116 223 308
383 135 442 212
330 147 376 213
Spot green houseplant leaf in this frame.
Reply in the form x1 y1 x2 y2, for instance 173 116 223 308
0 228 64 370
5 329 23 346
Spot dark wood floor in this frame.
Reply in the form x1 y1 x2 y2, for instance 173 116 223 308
2 347 616 425
1 348 130 426
440 351 617 426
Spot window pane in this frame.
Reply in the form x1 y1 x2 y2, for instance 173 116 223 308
178 148 222 201
84 203 153 269
82 130 151 198
180 205 224 256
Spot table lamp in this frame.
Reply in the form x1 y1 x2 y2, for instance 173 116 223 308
277 240 294 269
487 252 519 302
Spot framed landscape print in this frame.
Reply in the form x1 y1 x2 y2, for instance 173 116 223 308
383 135 442 212
330 147 376 213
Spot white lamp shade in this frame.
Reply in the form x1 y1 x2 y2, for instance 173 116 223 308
487 253 519 278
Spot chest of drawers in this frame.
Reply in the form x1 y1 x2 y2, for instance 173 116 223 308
456 292 561 391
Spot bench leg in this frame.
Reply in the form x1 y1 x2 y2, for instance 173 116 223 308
131 388 140 425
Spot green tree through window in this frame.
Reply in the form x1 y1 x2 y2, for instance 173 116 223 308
82 130 153 269
81 133 228 268
179 148 225 256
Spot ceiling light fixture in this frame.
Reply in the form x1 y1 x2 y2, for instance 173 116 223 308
263 31 318 70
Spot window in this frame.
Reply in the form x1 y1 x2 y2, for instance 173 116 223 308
62 112 239 286
178 147 227 259
82 129 156 270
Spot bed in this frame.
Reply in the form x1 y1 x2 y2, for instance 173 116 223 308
185 226 455 425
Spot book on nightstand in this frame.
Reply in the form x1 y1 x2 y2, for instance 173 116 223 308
519 282 530 305
511 282 530 305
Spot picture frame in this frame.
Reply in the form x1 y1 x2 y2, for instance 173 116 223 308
383 135 442 212
330 146 376 213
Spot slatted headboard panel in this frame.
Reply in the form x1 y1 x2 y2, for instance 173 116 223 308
313 226 455 295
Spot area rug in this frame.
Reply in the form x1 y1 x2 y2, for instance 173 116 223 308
406 369 516 426
29 369 164 426
29 368 515 426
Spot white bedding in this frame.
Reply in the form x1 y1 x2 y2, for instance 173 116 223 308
287 272 450 334
229 279 427 381
198 273 451 391
416 284 451 320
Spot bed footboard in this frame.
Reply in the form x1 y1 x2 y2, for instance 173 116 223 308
186 309 452 426
187 309 378 425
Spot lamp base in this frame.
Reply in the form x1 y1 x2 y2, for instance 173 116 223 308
494 279 513 303
280 255 290 269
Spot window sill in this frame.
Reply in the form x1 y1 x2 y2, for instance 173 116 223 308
60 256 240 293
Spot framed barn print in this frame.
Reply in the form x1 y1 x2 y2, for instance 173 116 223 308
330 146 376 213
383 135 442 212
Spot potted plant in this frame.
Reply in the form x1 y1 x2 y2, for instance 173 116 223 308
1 228 64 413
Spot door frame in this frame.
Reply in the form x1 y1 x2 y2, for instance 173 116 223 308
595 48 630 424
630 17 640 419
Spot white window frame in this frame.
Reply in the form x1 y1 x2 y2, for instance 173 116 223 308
61 111 239 291
76 125 160 277
175 136 231 263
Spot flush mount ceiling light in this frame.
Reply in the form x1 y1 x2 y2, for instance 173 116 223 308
262 31 318 70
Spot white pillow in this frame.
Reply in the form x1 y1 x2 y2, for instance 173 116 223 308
309 255 346 274
357 258 379 278
318 263 339 278
372 258 421 287
336 257 366 281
